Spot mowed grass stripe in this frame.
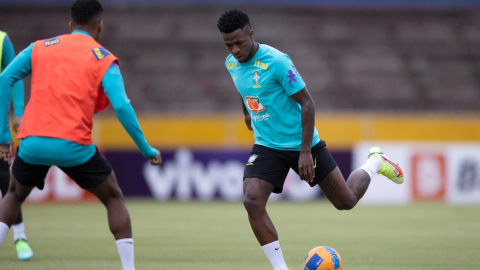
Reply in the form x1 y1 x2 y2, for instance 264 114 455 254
0 200 479 270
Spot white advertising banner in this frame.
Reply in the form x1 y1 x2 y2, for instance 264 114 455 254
446 145 480 204
353 142 480 205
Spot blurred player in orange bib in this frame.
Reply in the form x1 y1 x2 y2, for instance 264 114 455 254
0 1 161 269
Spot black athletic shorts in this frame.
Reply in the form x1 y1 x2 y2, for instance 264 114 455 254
244 141 337 193
0 159 9 180
12 147 112 190
0 160 10 193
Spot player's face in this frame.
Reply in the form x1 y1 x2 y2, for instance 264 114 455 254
221 26 254 63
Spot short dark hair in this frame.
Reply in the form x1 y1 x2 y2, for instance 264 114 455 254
217 9 250 34
71 0 103 25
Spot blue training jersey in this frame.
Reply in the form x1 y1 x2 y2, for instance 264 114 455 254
226 44 320 151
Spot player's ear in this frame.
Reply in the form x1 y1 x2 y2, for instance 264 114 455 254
94 20 103 41
69 21 73 33
98 20 103 34
249 30 254 40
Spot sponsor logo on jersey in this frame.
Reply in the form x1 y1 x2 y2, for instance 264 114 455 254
287 62 302 83
251 112 270 121
287 69 297 83
254 60 269 70
44 37 60 47
92 47 111 61
247 154 258 165
227 61 238 69
245 96 266 114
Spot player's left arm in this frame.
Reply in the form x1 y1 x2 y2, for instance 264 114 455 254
291 87 316 183
275 54 315 182
2 36 25 133
102 62 162 165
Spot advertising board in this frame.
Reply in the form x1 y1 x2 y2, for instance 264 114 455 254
7 148 351 202
353 142 480 204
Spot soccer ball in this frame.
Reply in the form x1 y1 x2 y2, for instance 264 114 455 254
303 246 342 270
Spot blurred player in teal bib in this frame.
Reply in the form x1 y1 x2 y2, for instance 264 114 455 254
218 9 404 270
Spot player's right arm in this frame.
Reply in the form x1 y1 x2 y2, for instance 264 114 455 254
0 43 33 162
239 93 253 131
225 55 253 131
2 36 25 133
101 62 161 165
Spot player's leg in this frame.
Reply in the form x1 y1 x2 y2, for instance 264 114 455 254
86 172 135 270
319 167 370 210
314 145 403 210
86 171 132 240
243 177 289 270
0 173 35 247
243 145 291 270
1 160 27 237
309 141 373 209
60 148 135 270
243 177 277 245
289 141 363 210
0 156 45 261
0 159 34 260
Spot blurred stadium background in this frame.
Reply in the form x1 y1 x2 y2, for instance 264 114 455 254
1 0 480 203
1 0 480 269
2 0 479 204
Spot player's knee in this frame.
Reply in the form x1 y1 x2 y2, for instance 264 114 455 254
107 188 125 203
96 185 125 206
9 189 28 203
243 199 262 214
334 198 356 211
243 192 263 213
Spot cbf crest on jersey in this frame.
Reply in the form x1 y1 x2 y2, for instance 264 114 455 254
252 70 261 85
245 96 266 114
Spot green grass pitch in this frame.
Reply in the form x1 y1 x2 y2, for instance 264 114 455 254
0 200 479 270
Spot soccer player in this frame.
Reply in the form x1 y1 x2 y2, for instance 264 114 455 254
217 9 404 270
0 1 161 269
0 30 33 261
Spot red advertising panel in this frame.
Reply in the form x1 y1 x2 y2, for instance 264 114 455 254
411 153 446 201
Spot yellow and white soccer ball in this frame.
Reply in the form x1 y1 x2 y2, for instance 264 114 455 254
303 246 342 270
